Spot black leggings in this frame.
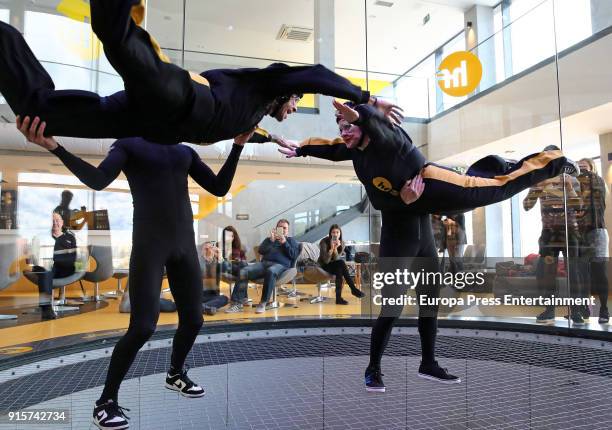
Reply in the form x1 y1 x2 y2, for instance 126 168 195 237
369 211 440 370
100 222 203 402
322 259 356 299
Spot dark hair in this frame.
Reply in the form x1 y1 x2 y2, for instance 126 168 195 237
328 224 343 243
61 190 73 198
277 219 290 227
222 225 242 254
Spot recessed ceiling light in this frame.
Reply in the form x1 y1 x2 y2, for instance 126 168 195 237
227 25 234 31
277 184 286 189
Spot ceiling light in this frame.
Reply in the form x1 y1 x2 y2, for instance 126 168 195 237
227 25 234 31
277 184 286 189
467 21 473 29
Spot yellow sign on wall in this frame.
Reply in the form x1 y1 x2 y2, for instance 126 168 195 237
437 51 482 97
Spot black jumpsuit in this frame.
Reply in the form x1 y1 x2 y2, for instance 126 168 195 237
50 138 243 402
0 0 370 144
296 104 571 370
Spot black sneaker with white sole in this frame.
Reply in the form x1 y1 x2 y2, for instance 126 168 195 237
417 361 461 384
165 367 205 398
92 399 130 430
365 367 386 392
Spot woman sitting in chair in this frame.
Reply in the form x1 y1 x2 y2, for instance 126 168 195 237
221 226 250 313
318 224 365 305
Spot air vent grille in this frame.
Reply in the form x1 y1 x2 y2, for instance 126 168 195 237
276 25 313 42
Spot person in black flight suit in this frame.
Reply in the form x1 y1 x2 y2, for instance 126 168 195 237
278 100 580 392
0 0 400 145
17 116 251 430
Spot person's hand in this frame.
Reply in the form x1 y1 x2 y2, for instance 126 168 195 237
371 97 404 125
270 229 277 242
233 127 257 146
16 116 58 150
274 136 299 150
333 99 359 123
278 147 298 158
400 173 425 205
278 233 287 244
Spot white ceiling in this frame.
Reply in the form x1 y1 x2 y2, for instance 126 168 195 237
148 0 499 77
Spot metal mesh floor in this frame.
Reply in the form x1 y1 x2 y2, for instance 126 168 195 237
0 332 611 429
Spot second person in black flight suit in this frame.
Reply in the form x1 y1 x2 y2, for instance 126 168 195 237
17 116 251 430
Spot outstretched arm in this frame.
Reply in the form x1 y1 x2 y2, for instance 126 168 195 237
278 137 353 162
265 63 370 104
17 116 125 190
188 129 253 196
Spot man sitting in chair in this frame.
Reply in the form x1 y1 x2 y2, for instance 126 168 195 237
243 219 299 314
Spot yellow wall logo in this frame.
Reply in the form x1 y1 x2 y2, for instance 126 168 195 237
437 51 482 97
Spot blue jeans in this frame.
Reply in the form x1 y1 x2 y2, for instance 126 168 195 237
242 262 288 304
221 261 249 303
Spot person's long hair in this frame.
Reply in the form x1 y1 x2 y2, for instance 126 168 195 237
328 224 343 244
222 226 242 255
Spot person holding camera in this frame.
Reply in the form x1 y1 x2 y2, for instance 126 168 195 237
241 219 299 314
319 224 365 305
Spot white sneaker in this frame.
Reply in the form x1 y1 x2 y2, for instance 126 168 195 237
224 304 243 313
255 304 266 314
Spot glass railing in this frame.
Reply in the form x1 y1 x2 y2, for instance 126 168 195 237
252 182 364 240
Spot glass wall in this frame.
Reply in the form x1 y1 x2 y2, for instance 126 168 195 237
0 0 611 355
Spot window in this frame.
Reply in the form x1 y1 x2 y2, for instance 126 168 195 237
508 0 555 74
493 4 505 83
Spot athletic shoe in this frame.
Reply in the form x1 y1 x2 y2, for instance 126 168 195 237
224 303 244 313
536 308 555 324
599 308 609 324
417 361 461 384
165 368 205 398
255 303 266 314
365 368 386 393
92 399 130 430
203 305 217 316
336 298 349 305
571 313 586 325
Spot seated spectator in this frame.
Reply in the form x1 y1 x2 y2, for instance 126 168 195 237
28 212 77 320
319 224 365 305
241 219 299 314
221 226 250 313
199 241 229 315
